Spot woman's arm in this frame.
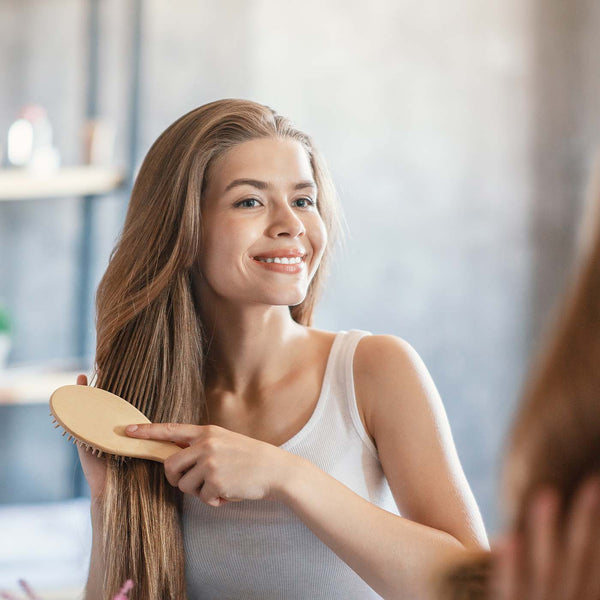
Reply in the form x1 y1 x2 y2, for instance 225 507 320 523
354 335 489 549
277 454 476 600
274 334 489 600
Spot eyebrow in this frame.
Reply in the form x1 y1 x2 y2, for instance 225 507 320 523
224 178 317 193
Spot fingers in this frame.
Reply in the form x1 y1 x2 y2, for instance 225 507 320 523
177 464 206 497
498 478 600 600
558 476 600 600
161 444 226 507
176 465 221 506
491 533 522 600
527 488 560 600
125 422 211 447
163 445 202 486
76 373 88 386
491 489 559 600
585 478 600 600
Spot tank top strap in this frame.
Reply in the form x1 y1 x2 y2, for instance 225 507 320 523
330 329 378 458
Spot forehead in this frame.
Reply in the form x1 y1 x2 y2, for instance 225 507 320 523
207 137 314 193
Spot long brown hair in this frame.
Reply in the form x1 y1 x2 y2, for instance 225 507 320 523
90 99 343 599
441 160 600 599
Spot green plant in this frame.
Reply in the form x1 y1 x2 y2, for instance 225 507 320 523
0 304 11 334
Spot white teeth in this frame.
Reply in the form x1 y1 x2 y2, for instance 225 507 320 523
256 256 303 264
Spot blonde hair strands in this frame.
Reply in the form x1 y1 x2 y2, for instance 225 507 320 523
91 99 343 599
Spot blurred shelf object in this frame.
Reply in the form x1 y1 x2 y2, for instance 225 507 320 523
0 362 91 405
0 165 125 201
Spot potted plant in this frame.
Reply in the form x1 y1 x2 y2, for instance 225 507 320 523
0 301 11 368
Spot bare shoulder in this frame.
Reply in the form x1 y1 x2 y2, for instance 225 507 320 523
354 334 419 374
300 327 339 386
354 334 424 393
354 334 488 549
310 327 338 344
353 334 430 441
304 327 338 355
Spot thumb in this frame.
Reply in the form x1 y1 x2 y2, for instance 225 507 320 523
76 373 88 386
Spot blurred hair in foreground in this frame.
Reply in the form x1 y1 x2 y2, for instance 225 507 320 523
441 155 600 599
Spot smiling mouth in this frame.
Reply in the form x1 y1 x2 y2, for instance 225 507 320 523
253 256 304 265
251 255 307 272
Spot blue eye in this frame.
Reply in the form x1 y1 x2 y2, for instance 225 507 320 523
235 198 261 208
294 197 316 208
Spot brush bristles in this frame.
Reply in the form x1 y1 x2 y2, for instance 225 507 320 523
50 415 108 458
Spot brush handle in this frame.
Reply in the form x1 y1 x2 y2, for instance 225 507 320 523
145 441 181 463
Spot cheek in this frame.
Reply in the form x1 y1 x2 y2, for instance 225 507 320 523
200 222 254 279
310 217 328 260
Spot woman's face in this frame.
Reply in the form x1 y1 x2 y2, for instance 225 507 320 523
197 136 328 309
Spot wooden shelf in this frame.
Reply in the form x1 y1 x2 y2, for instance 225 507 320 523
0 363 91 405
0 165 125 200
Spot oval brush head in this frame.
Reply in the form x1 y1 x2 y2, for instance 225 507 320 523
49 385 180 463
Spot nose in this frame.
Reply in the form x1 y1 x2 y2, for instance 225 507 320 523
266 202 306 238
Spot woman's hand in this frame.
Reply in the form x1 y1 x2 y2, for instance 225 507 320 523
491 476 600 600
124 422 296 507
75 373 108 502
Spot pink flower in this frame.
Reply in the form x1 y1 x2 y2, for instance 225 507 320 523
112 579 134 600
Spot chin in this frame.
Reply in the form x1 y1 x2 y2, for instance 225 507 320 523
266 289 307 308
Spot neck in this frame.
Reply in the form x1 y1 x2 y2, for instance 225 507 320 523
193 279 310 400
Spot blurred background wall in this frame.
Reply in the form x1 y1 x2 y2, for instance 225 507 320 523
1 0 599 591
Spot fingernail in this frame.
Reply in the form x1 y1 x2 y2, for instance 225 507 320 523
126 425 138 432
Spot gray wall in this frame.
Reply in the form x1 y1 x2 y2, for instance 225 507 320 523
1 0 599 534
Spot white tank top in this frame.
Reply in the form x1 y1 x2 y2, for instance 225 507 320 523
182 329 401 599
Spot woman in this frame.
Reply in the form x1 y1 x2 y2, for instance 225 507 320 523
78 99 488 599
442 161 600 600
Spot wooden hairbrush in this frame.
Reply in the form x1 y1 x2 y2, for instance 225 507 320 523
50 385 244 503
49 385 180 462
